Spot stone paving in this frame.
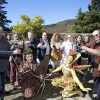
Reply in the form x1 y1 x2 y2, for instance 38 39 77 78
1 83 94 100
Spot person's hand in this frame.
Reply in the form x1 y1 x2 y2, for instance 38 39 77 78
37 44 42 48
48 72 53 76
80 46 88 51
43 44 47 48
13 49 21 54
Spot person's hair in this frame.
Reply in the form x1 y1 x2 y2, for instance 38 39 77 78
51 33 60 44
76 34 82 39
75 34 83 40
97 30 100 34
65 34 74 41
93 30 100 34
24 49 33 61
27 31 34 36
11 33 21 40
42 31 48 35
84 35 90 42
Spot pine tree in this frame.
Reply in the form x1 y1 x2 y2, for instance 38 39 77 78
72 8 86 33
0 0 12 31
88 0 100 12
73 0 100 33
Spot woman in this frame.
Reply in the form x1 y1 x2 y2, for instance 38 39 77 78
81 35 91 65
18 51 43 99
75 34 84 65
50 33 62 69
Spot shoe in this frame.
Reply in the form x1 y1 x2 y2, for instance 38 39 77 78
2 90 11 95
89 90 96 94
93 96 100 100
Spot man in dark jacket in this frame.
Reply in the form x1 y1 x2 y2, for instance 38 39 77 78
37 31 50 76
25 31 38 61
0 49 21 58
0 27 11 94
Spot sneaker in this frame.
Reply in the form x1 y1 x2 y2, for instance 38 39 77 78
3 90 11 95
12 85 15 90
93 96 100 100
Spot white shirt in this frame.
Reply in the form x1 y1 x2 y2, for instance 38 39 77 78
54 41 62 50
43 40 50 55
60 41 76 57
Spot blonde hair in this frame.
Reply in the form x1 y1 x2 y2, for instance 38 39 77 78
51 33 60 45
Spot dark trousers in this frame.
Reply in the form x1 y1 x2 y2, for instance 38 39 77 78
10 62 18 85
0 72 5 92
93 76 100 96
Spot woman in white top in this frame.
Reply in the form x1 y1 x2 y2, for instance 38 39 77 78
60 34 77 57
50 33 62 69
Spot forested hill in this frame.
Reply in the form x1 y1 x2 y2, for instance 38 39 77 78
43 19 76 33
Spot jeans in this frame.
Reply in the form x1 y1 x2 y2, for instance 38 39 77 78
0 72 5 92
93 76 100 96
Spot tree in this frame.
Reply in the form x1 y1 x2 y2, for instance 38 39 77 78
88 0 100 12
72 8 86 33
0 0 12 31
73 0 100 33
12 15 44 38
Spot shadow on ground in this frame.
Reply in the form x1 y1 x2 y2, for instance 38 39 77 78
4 71 94 100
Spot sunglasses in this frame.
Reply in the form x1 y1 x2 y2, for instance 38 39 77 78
93 34 99 37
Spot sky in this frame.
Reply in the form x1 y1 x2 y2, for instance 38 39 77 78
5 0 91 26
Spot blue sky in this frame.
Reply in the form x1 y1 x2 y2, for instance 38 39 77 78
5 0 91 26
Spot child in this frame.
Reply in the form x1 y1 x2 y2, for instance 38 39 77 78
18 50 43 99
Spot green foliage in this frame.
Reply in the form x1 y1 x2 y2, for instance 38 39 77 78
73 0 100 33
0 0 12 31
12 15 44 38
88 0 100 12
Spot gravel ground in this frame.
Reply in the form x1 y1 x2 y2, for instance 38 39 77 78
0 72 95 100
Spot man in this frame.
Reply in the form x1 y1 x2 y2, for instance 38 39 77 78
25 31 38 61
81 30 100 99
9 33 23 89
37 31 50 76
0 26 11 94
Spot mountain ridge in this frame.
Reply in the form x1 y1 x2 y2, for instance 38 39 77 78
43 19 76 33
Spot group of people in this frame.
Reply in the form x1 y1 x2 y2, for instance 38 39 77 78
0 25 100 100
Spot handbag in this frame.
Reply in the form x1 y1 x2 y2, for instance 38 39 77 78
51 50 62 61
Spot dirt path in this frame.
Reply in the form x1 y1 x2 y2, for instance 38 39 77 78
1 72 94 100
